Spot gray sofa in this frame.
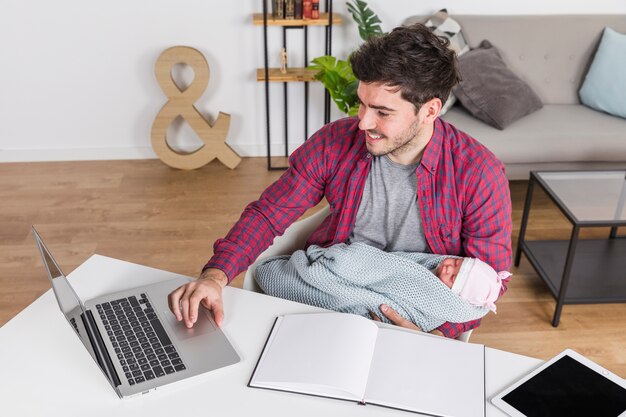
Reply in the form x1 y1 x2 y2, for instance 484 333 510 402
432 15 626 180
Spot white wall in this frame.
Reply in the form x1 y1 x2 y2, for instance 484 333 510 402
1 0 625 162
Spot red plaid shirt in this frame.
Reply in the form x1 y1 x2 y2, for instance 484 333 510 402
206 117 512 338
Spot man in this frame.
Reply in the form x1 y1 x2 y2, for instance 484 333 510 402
168 23 512 339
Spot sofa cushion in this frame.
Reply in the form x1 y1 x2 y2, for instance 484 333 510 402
579 27 626 119
403 9 469 116
452 40 543 130
422 9 470 56
442 104 626 164
404 15 626 105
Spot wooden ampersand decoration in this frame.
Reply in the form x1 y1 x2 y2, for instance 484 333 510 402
151 46 241 170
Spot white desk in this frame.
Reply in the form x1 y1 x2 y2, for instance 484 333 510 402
0 255 542 416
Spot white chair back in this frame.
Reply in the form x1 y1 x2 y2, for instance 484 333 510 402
243 206 330 292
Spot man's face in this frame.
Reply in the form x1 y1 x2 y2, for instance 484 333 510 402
357 81 432 165
436 258 463 288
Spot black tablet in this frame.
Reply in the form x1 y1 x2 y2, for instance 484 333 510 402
491 349 626 417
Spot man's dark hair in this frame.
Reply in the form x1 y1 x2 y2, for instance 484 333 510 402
350 23 461 111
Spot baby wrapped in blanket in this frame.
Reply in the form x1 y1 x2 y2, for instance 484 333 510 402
255 242 510 332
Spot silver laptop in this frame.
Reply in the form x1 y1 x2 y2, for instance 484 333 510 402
32 226 240 398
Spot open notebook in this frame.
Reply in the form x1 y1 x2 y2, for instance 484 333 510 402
249 312 485 417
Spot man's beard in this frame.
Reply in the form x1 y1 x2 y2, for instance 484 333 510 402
366 120 421 159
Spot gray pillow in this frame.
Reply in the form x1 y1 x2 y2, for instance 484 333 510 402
452 40 543 130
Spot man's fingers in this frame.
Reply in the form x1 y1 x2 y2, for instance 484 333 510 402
189 291 205 326
369 311 381 322
380 304 420 330
180 286 192 328
200 291 224 327
168 286 185 321
211 297 224 327
168 277 225 329
380 304 404 323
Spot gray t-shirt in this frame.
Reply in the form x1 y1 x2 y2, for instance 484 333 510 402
349 155 428 252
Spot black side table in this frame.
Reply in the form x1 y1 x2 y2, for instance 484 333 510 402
515 170 626 327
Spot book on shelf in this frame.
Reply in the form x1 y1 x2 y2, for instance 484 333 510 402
272 0 284 19
285 0 295 19
249 312 486 417
311 0 320 19
294 0 302 19
302 0 312 19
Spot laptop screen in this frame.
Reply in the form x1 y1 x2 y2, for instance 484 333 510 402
39 239 83 319
32 227 114 385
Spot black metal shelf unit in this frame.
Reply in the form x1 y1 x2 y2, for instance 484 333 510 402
257 0 338 170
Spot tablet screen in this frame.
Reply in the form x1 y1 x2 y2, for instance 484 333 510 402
501 355 626 417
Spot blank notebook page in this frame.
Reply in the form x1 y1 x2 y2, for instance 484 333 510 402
365 328 485 417
253 313 379 399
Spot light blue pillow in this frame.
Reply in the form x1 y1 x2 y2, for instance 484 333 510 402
579 27 626 119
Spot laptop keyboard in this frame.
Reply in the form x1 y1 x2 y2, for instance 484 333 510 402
96 293 186 386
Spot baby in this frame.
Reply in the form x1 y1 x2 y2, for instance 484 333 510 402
434 257 511 313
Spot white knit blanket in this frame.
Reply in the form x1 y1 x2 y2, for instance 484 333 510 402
255 242 490 332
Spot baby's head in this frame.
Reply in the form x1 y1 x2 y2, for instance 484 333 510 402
435 257 511 312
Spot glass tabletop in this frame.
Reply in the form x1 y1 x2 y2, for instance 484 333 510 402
535 171 626 223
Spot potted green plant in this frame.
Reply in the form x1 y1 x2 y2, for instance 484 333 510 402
308 0 384 116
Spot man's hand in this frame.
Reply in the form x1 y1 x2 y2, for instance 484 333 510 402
371 304 446 337
167 268 228 329
370 304 422 331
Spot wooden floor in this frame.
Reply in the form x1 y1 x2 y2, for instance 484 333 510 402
1 158 625 377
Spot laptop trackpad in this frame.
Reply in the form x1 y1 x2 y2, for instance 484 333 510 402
168 309 216 340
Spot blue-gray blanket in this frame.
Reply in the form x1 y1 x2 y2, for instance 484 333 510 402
255 242 490 332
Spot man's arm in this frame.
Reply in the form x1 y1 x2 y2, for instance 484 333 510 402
375 161 512 339
167 127 332 327
435 160 513 338
204 135 330 282
460 159 513 273
204 163 326 282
